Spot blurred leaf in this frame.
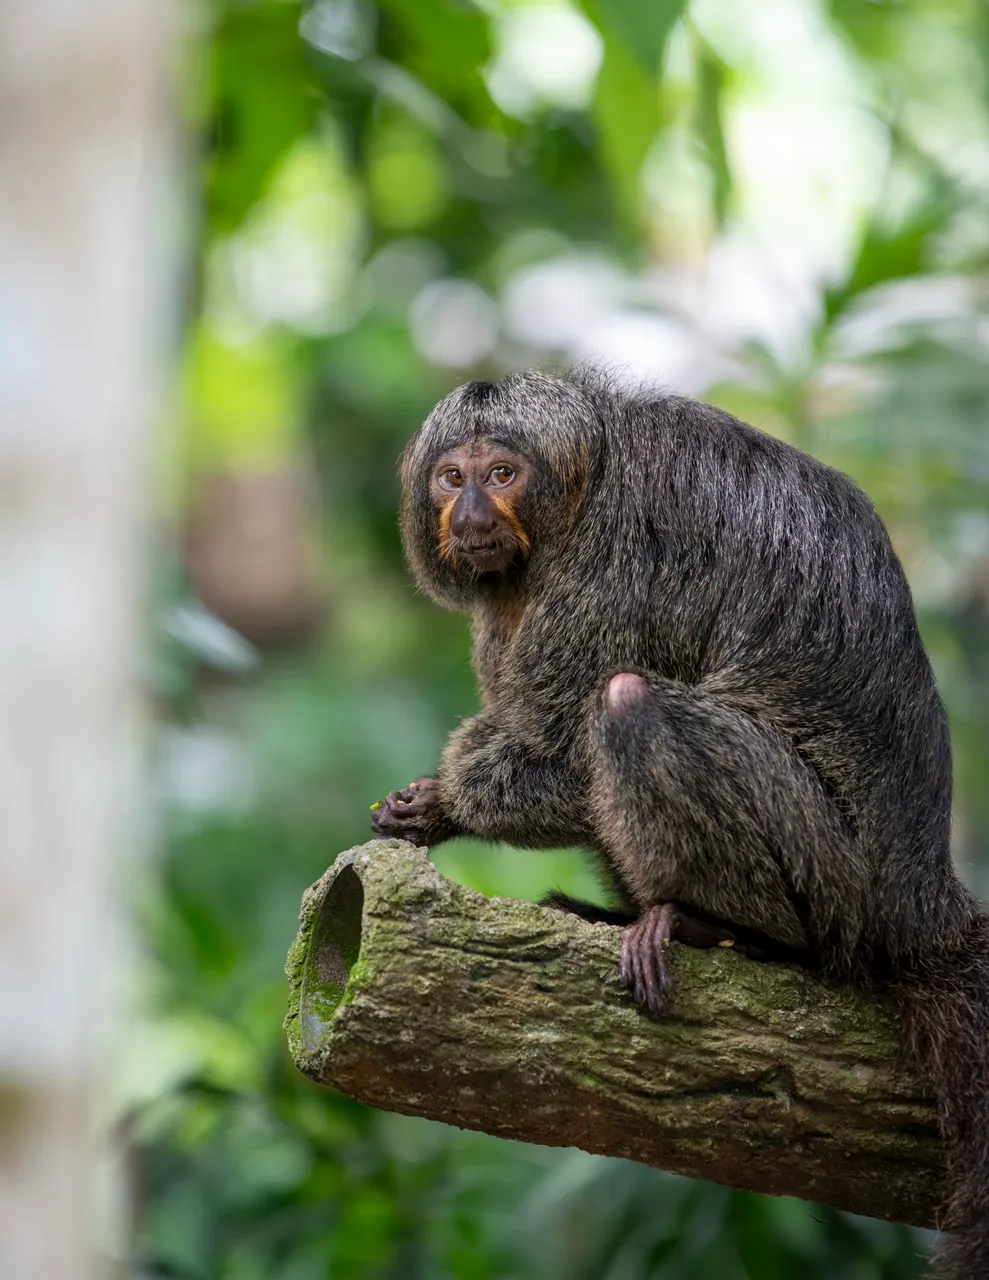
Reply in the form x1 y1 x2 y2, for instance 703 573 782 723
696 40 731 226
590 37 661 223
208 1 317 231
580 0 685 73
366 109 450 229
826 0 899 61
976 0 989 108
162 602 260 674
184 326 301 470
580 0 685 222
375 0 496 125
824 203 954 323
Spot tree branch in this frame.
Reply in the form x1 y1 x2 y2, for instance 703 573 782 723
284 839 945 1227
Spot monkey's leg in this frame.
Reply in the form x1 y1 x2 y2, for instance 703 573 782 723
592 673 865 1015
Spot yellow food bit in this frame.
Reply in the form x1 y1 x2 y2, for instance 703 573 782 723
370 800 383 811
718 939 735 947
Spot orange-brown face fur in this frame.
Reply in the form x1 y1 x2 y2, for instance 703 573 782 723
430 438 531 575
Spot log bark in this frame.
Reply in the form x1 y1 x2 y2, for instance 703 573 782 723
285 839 946 1229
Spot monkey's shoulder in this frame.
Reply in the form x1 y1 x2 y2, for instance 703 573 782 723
652 401 887 545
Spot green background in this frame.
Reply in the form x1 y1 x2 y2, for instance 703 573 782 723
133 1 989 1275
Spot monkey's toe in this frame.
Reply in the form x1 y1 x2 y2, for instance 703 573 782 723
620 903 678 1016
605 672 648 714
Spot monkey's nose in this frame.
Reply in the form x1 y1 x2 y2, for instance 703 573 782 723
450 484 496 538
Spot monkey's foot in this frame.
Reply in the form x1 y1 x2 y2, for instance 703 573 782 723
370 776 452 846
620 903 679 1016
620 905 750 1016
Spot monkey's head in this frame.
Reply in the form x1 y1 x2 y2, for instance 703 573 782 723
401 371 602 607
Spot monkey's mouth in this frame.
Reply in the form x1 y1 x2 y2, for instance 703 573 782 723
453 539 517 573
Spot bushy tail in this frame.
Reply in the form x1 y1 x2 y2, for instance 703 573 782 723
899 914 989 1280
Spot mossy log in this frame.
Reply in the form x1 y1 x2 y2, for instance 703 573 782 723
285 839 945 1228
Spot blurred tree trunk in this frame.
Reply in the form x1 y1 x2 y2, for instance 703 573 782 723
0 4 167 1277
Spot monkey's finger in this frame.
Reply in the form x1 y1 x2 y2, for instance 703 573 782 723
370 809 395 835
632 948 651 1011
644 909 674 1011
377 788 421 812
634 914 658 1006
621 928 644 1001
649 904 677 989
639 953 663 1014
622 921 658 1012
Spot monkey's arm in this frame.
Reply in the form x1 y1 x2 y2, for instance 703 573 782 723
372 714 592 849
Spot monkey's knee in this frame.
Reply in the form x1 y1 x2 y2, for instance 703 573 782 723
594 675 660 785
604 672 649 714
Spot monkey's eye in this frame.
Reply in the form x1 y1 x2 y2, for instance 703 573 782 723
487 465 515 487
438 468 464 490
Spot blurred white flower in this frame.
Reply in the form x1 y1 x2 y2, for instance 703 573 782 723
211 140 366 338
361 238 447 321
502 254 625 349
299 0 375 61
833 277 976 359
410 278 499 367
156 726 256 816
486 5 603 117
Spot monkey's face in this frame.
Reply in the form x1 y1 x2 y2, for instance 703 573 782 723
430 438 531 576
401 373 599 607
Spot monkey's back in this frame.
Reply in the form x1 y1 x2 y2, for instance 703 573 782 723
515 389 962 963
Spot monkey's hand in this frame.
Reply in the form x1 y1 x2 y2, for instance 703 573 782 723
370 777 457 847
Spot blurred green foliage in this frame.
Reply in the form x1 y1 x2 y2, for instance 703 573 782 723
134 0 989 1275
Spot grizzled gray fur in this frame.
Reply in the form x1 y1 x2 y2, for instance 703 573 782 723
373 370 989 1280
